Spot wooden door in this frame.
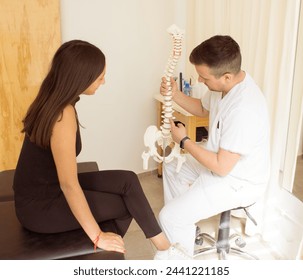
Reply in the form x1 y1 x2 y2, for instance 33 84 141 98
0 0 61 170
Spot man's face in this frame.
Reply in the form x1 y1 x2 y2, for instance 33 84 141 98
195 64 225 92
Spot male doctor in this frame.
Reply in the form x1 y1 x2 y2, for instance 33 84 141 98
158 35 270 258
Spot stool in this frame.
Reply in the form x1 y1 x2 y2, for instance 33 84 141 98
194 206 258 260
0 162 124 260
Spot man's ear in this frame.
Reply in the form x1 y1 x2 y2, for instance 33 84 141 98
223 73 232 82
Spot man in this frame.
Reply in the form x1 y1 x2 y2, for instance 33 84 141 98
158 35 270 258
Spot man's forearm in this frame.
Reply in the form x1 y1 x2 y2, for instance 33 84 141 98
173 90 208 117
183 139 240 177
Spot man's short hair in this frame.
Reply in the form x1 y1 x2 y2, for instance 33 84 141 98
189 35 242 78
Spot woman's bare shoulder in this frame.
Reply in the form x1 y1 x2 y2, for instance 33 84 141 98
53 104 77 131
58 104 76 121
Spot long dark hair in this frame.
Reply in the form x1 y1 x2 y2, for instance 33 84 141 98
22 40 105 148
189 35 241 78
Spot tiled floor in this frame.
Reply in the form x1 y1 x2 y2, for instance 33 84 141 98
123 171 282 260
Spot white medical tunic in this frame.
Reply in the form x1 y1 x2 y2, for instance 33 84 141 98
202 72 270 185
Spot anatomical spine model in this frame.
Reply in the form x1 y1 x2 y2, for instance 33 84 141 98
142 24 186 172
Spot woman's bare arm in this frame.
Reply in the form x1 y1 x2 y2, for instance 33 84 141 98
50 105 125 253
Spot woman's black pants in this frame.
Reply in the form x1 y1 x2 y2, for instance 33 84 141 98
16 170 162 239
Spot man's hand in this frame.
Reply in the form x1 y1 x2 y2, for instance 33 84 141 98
170 119 187 144
160 77 179 98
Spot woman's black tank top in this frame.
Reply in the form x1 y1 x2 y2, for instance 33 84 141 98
13 127 82 201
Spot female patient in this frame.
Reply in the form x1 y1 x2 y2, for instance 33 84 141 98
13 40 188 259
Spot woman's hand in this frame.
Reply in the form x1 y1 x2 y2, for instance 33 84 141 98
97 231 126 254
160 77 179 98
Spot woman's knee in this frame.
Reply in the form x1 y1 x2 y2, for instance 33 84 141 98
122 170 142 192
123 170 139 185
125 170 138 180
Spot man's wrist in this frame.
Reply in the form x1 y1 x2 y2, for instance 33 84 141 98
172 90 182 101
180 136 190 149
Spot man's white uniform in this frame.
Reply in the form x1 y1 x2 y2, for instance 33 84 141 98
160 72 270 256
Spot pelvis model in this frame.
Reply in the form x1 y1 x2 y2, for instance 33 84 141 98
142 24 186 173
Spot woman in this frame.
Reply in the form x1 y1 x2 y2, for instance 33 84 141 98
13 40 189 259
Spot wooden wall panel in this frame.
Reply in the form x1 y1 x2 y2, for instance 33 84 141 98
0 0 61 170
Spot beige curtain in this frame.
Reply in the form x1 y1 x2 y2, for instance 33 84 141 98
185 0 301 229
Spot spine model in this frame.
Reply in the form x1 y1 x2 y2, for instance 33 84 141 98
142 24 186 172
161 24 183 144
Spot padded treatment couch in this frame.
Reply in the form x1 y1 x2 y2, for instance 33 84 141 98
0 162 124 260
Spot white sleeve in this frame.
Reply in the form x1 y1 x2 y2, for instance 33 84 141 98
219 108 259 155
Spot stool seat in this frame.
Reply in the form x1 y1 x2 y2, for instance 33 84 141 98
195 206 258 260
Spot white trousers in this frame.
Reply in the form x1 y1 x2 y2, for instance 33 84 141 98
159 154 266 256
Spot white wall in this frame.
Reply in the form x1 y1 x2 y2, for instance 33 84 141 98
60 0 187 173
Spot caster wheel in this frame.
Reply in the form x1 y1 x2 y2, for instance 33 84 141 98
235 237 246 248
195 234 204 246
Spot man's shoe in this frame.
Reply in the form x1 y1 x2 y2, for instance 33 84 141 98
154 243 192 260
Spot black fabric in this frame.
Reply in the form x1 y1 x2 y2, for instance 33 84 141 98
0 162 99 203
13 128 81 200
0 169 15 202
12 126 161 239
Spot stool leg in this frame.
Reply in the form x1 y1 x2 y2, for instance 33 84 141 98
216 210 231 258
194 208 259 260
